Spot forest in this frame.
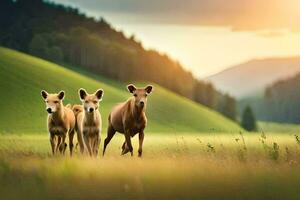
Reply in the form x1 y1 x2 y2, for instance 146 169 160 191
238 71 300 124
263 74 300 123
0 0 236 120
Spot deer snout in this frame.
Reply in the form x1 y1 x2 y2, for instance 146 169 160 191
46 108 52 114
140 101 145 107
88 107 94 113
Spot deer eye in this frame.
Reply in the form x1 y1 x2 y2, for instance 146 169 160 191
54 101 59 104
85 100 88 103
134 94 137 97
145 94 148 97
93 101 98 104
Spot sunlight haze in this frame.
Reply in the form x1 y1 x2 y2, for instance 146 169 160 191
52 0 300 77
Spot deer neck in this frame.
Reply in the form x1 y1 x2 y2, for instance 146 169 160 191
84 110 97 125
51 105 64 124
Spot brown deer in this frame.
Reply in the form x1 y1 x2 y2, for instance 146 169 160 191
78 88 104 157
41 90 76 156
103 84 153 157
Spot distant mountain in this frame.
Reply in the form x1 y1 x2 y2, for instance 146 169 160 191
206 57 300 98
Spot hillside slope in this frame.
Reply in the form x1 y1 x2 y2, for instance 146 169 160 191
0 0 235 120
206 57 300 98
0 47 242 133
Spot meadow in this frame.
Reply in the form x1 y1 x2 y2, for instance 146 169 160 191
1 132 300 200
1 48 300 200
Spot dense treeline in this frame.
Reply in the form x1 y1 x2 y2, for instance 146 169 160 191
263 75 300 123
0 0 236 120
239 72 300 123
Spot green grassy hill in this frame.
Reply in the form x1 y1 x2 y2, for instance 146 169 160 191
0 47 242 134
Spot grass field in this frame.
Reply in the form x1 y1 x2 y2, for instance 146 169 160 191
3 47 300 199
0 47 241 134
258 121 300 133
1 132 300 200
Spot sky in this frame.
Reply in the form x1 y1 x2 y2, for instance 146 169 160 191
52 0 300 78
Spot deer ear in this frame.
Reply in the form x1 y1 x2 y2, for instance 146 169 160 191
127 84 136 93
145 85 153 94
58 91 65 100
95 89 104 100
79 88 87 100
41 90 48 99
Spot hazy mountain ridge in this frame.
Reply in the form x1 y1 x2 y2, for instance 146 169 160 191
206 57 300 98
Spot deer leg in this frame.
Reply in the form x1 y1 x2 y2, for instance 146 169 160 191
59 134 66 155
102 125 116 156
122 132 133 156
93 132 100 157
69 130 75 157
56 136 62 154
50 134 55 155
83 134 92 157
91 135 97 157
138 131 144 157
121 141 126 152
76 128 85 154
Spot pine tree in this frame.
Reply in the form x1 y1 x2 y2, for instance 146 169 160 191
241 105 257 131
